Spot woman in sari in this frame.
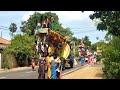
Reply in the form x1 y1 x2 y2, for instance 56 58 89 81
50 53 58 79
46 53 54 79
38 52 46 79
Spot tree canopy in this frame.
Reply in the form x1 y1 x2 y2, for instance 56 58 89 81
83 36 91 47
89 11 120 36
20 12 73 38
6 34 34 66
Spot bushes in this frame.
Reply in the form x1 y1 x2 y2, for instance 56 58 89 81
102 36 120 79
102 60 120 79
2 34 34 69
2 53 18 69
96 55 102 62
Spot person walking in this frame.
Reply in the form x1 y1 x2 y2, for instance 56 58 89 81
31 54 36 71
46 53 54 79
38 53 46 79
80 54 85 66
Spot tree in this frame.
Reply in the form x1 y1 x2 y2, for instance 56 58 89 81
21 12 73 38
90 43 97 52
102 36 120 79
89 11 120 78
9 23 17 39
83 36 91 47
6 34 34 67
89 11 120 36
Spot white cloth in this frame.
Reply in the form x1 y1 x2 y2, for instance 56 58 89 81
74 59 77 65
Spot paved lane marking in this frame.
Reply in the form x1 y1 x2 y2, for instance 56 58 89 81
0 77 6 79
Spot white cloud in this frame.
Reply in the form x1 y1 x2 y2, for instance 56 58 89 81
53 11 93 23
22 11 34 21
22 11 93 23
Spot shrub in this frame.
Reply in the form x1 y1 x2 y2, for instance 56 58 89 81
96 55 102 61
102 36 120 79
2 53 18 69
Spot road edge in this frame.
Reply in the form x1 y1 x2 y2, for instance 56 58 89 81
62 64 90 76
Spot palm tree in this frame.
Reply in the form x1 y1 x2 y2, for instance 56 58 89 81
9 23 17 39
20 21 27 34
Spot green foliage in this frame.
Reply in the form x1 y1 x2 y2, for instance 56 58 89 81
97 40 107 53
9 23 17 33
60 27 73 37
90 43 97 52
102 36 120 79
20 12 73 38
2 48 18 69
10 34 34 66
89 11 120 36
83 36 91 47
9 23 17 39
96 55 102 61
75 44 79 58
3 34 34 68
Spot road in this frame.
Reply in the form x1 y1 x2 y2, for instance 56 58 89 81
0 63 89 79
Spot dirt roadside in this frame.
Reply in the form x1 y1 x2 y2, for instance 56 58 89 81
62 64 103 79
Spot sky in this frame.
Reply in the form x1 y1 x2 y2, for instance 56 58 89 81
0 11 107 44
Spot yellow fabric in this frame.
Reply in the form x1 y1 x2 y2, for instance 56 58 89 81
46 56 54 79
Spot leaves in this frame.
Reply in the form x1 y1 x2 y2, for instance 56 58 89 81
9 23 17 33
102 36 120 78
20 12 73 38
89 11 120 36
83 36 91 47
5 34 34 66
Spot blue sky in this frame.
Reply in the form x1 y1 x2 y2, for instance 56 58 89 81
0 11 107 44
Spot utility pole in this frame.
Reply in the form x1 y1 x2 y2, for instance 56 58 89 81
1 31 2 37
0 53 1 69
73 42 75 57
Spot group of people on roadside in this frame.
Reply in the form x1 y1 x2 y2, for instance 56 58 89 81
37 52 62 79
79 53 97 66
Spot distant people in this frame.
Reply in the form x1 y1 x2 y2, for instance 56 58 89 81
37 22 41 30
93 55 96 64
80 54 85 66
43 42 48 57
68 54 74 68
60 57 66 70
31 54 36 71
94 56 97 64
88 54 91 64
85 55 88 62
35 22 41 35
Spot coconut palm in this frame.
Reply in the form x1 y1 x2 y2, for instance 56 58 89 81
9 23 17 39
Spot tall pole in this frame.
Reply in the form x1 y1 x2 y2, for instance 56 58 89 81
1 31 2 37
73 42 75 57
34 11 37 42
0 53 1 69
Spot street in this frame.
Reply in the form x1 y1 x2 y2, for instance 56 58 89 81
0 63 89 79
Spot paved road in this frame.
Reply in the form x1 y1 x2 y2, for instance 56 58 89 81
0 63 88 79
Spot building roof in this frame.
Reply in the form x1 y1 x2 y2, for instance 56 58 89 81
0 37 11 45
